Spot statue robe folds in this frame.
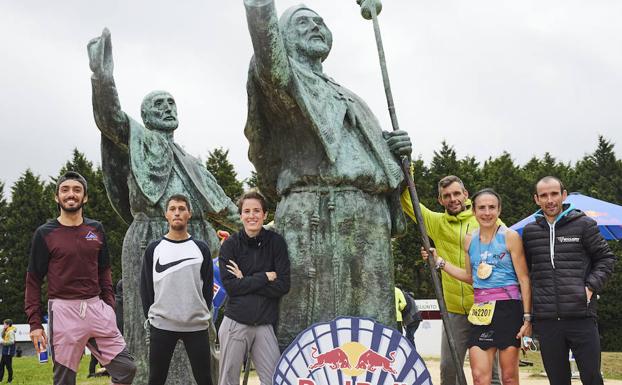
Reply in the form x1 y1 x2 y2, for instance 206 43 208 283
102 116 237 257
244 0 406 349
101 117 237 385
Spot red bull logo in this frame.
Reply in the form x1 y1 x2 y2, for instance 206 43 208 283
272 317 431 385
355 349 397 374
308 346 351 370
307 343 397 375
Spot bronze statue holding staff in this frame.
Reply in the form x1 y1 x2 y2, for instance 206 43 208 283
242 0 412 349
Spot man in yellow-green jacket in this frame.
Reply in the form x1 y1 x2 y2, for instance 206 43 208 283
401 175 500 385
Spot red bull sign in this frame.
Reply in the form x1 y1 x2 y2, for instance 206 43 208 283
273 317 432 385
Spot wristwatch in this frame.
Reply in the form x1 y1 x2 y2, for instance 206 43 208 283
523 313 533 322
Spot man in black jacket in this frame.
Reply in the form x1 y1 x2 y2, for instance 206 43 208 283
218 189 291 385
523 176 616 385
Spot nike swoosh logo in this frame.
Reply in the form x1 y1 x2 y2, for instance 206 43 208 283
155 258 195 273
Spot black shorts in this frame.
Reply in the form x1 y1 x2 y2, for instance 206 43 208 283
467 299 523 350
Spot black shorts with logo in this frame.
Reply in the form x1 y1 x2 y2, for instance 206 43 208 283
467 299 523 350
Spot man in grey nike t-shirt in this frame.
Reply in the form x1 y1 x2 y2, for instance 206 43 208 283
140 194 214 385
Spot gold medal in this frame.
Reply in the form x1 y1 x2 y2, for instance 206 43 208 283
477 263 493 279
476 226 499 280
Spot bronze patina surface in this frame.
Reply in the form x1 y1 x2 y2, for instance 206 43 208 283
88 28 239 385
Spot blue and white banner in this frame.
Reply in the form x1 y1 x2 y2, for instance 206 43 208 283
273 317 432 385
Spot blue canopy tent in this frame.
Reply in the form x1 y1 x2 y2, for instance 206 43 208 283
510 192 622 240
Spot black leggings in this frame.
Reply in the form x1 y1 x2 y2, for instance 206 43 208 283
0 354 13 382
148 325 212 385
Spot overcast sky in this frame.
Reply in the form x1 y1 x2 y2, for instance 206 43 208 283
2 0 621 198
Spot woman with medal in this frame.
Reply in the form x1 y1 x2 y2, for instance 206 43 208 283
422 188 531 385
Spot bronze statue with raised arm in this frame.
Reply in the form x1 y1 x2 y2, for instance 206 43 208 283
242 0 413 348
88 28 239 385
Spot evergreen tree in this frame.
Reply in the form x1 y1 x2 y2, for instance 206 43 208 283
0 182 7 241
457 156 482 193
0 182 8 315
479 152 530 225
522 153 572 191
572 136 622 204
0 170 54 322
0 182 6 219
246 171 259 189
206 148 244 201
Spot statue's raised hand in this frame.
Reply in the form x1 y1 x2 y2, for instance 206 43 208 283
88 28 114 79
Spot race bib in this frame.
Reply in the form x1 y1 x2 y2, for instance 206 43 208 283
468 301 496 325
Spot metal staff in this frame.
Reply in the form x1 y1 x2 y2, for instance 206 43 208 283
356 1 467 384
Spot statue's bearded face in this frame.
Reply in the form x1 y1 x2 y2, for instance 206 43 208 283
142 92 179 132
288 9 332 62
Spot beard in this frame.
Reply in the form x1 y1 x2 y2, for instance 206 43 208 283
296 39 330 61
447 203 466 216
59 199 85 213
148 121 178 132
144 114 179 132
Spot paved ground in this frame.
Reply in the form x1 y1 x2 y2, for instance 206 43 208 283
243 358 622 384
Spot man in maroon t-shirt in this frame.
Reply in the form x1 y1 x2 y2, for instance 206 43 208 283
25 171 136 385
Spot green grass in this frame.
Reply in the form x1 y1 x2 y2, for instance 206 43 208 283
8 352 622 384
8 355 256 385
7 355 109 385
